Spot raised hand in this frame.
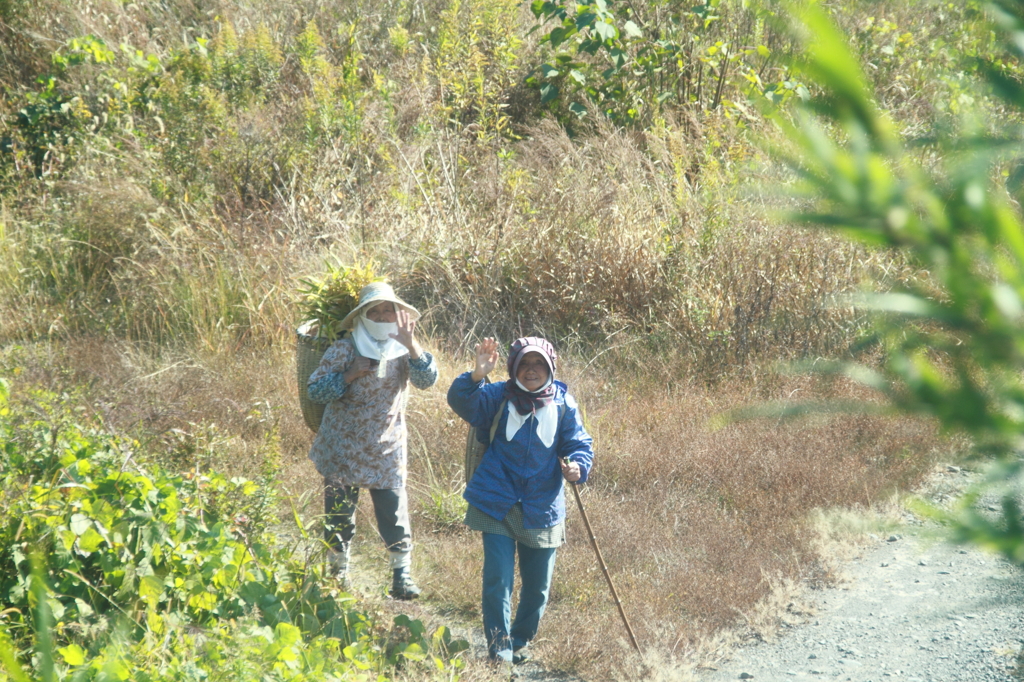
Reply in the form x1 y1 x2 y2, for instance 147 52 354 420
471 337 499 382
390 309 423 359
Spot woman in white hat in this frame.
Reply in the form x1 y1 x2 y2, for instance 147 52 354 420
306 282 437 599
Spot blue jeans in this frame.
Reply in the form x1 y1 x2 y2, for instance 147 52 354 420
481 532 558 662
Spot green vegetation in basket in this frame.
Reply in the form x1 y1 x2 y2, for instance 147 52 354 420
0 376 468 681
296 261 383 343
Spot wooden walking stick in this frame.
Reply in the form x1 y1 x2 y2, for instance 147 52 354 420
564 459 641 653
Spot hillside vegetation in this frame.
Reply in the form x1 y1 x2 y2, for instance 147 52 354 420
0 0 1017 679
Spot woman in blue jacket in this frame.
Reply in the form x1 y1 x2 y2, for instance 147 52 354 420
447 336 594 665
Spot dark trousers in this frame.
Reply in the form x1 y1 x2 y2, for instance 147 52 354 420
323 482 413 554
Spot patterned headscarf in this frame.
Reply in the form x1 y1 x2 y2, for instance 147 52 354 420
503 337 557 415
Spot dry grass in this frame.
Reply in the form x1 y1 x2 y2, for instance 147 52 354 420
0 0 889 377
507 376 944 678
2 335 949 680
0 117 877 381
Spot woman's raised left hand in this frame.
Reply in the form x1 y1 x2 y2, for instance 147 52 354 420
390 309 423 359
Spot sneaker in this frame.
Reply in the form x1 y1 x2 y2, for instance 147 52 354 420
488 652 516 676
390 567 421 600
512 645 531 664
488 659 517 679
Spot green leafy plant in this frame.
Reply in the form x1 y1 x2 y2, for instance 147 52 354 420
4 34 161 180
434 0 521 138
296 260 382 342
0 379 468 679
295 20 365 145
526 0 803 125
765 0 1024 563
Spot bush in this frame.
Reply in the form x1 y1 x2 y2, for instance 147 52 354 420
434 0 523 137
525 0 800 126
0 377 468 680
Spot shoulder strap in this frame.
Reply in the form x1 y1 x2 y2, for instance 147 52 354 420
488 399 507 444
555 401 567 452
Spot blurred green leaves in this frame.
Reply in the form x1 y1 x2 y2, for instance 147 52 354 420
774 0 1024 563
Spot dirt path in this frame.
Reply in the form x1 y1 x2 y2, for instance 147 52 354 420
699 470 1024 682
342 548 587 681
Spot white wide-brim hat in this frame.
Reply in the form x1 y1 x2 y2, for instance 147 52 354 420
338 282 421 331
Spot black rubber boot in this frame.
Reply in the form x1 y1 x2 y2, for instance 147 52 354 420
390 567 421 600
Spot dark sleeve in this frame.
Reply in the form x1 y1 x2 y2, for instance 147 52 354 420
306 339 354 404
308 372 349 404
408 352 439 390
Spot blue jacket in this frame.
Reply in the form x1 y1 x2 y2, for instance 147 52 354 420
447 372 594 529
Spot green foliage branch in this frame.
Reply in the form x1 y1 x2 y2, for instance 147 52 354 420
4 34 161 179
765 0 1024 563
526 0 807 125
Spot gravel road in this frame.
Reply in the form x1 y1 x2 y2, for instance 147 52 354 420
699 475 1024 682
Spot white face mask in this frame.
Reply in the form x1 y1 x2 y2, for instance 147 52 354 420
361 315 397 341
351 311 408 378
515 377 553 394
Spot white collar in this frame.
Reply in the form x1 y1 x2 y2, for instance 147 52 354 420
505 401 558 448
